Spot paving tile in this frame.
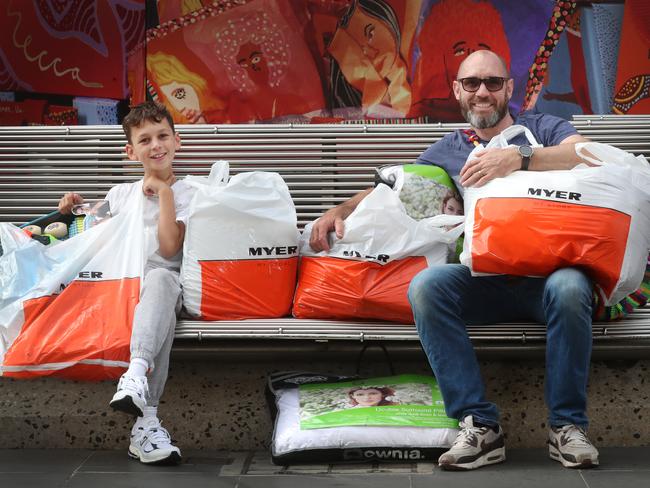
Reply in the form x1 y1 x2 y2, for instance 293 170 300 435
77 449 232 473
594 447 650 470
327 463 374 474
371 463 416 474
218 451 250 476
246 451 286 475
235 474 414 488
413 462 437 474
581 470 650 488
66 472 238 488
411 468 587 488
0 473 70 488
283 464 331 474
0 449 91 473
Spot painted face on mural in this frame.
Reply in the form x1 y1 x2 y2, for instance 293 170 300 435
160 81 201 114
445 40 494 89
453 52 512 129
413 0 511 112
237 42 270 86
346 7 398 69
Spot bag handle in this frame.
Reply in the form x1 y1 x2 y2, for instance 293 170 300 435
490 124 541 148
575 142 650 171
355 343 395 376
208 160 230 185
183 160 230 189
420 213 465 242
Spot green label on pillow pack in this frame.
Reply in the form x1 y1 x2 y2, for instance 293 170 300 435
298 374 458 430
403 164 456 188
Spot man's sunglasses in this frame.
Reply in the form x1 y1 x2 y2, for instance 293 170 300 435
457 77 509 92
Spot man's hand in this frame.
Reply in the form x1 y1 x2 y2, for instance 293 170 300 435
459 147 521 187
308 188 372 252
58 192 84 214
143 175 170 197
309 207 348 252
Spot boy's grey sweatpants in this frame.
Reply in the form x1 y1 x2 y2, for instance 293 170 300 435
129 266 182 406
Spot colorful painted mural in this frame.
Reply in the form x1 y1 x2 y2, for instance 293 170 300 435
612 0 650 115
1 0 646 125
0 0 145 99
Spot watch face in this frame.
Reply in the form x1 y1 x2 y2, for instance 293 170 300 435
519 145 533 157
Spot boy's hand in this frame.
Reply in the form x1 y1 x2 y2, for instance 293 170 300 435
143 175 170 197
58 192 84 214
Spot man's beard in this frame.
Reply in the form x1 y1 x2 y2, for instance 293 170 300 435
460 97 509 129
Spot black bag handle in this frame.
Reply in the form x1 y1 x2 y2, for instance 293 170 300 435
355 343 395 377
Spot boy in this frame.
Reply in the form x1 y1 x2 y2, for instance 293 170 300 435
58 101 195 465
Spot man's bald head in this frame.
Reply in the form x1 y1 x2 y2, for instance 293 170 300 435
452 49 513 130
457 50 510 79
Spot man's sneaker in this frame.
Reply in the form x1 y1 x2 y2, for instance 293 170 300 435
549 424 599 468
129 418 181 465
109 374 148 417
438 415 506 470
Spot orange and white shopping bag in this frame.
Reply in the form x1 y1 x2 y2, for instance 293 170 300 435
1 190 145 380
181 162 299 319
462 137 650 305
293 184 463 323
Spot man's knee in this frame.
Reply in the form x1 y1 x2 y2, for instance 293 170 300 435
544 268 592 313
408 265 467 311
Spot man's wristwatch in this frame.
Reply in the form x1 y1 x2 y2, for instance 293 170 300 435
518 145 534 171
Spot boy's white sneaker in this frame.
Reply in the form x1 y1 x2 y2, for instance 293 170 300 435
129 418 181 465
110 374 148 417
549 424 599 468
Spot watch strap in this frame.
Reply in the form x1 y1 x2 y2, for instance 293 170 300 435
518 145 533 171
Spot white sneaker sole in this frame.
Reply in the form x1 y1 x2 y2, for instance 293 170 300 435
128 444 182 465
439 447 506 471
549 444 599 468
109 390 145 417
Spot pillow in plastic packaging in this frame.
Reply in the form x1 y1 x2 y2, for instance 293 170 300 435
376 164 463 220
267 372 458 464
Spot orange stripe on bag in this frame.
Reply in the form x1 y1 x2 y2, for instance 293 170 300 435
292 256 427 323
471 198 631 298
199 258 298 320
3 278 140 381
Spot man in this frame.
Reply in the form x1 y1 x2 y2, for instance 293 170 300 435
309 50 599 470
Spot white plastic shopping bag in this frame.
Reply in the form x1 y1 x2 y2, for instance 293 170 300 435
461 136 650 305
293 184 464 322
181 161 299 319
0 189 145 380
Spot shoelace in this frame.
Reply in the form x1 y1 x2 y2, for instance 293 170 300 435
453 425 484 447
120 375 149 398
559 425 591 447
145 423 173 447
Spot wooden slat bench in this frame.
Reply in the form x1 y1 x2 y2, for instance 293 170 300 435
1 116 649 357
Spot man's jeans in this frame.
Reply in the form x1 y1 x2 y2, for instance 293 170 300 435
407 264 593 429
